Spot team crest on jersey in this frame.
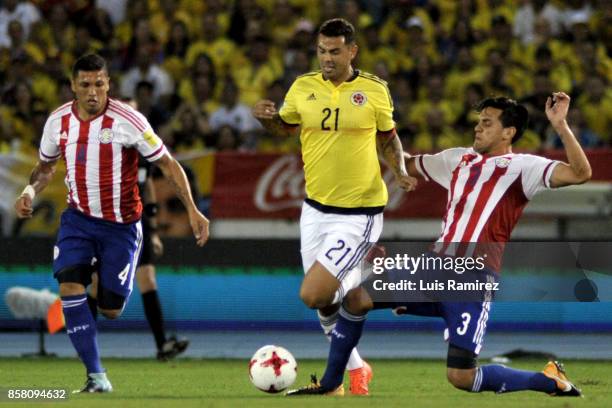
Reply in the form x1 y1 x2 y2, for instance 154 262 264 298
350 91 367 106
98 128 114 144
495 157 512 168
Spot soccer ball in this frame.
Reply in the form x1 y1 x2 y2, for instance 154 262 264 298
249 345 297 393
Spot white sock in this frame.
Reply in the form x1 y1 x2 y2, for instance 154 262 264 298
331 288 342 305
346 348 364 371
318 310 364 371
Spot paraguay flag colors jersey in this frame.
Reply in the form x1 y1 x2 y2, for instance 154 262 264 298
415 147 560 270
279 70 394 210
39 99 167 224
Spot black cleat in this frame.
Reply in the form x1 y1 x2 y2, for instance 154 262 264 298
286 374 344 396
542 361 582 397
157 335 190 361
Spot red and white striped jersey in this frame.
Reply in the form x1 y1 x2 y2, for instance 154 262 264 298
38 98 167 224
415 147 560 270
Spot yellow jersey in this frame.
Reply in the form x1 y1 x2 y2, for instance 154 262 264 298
279 70 394 212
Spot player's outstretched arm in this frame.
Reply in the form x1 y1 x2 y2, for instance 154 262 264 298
14 160 57 219
403 152 422 179
545 92 592 188
252 99 298 138
377 130 417 191
155 153 209 247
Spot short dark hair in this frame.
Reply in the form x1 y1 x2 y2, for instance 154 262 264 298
476 97 529 143
318 18 355 44
72 53 107 78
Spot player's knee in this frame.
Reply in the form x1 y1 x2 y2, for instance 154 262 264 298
446 368 475 391
446 344 477 390
299 286 331 309
344 288 373 315
97 286 126 316
446 368 476 391
99 308 122 319
59 282 86 297
56 265 93 289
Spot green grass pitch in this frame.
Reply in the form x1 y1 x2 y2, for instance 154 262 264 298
0 358 609 407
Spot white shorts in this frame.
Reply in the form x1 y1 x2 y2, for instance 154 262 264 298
300 201 383 298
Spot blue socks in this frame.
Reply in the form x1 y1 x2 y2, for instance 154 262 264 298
473 364 557 393
320 307 365 391
61 294 103 374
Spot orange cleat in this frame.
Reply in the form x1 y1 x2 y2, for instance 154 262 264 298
542 361 582 397
349 361 373 395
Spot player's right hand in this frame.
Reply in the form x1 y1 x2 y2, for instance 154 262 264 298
151 233 164 257
14 194 33 218
189 209 210 247
252 99 277 120
395 171 418 192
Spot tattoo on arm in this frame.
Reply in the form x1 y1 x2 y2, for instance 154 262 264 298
29 161 56 193
166 175 192 208
377 133 406 175
260 114 297 138
158 157 196 212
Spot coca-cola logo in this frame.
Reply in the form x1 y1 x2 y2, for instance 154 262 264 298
254 155 407 213
254 156 305 212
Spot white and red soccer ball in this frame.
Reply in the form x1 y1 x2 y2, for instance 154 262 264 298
249 345 297 393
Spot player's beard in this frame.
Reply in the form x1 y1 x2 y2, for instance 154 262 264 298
322 65 336 81
85 98 105 115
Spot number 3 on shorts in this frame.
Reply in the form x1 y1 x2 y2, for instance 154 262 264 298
325 240 352 266
456 312 471 336
118 264 130 286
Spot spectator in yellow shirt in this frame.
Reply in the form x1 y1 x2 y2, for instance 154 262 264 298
178 52 220 113
444 47 485 100
231 36 281 106
412 108 467 152
185 13 238 78
357 24 398 74
576 75 612 144
410 74 460 130
162 19 192 82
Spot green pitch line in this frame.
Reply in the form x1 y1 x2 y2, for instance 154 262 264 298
0 358 608 407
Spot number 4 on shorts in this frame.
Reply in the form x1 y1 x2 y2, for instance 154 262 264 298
118 264 130 285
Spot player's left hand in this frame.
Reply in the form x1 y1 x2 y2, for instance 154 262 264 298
395 171 418 192
189 209 210 247
545 91 570 128
151 233 164 257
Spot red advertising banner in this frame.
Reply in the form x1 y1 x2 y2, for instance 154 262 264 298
211 150 612 219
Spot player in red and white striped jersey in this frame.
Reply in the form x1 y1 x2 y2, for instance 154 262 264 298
14 54 209 393
409 95 590 271
37 96 167 223
290 94 589 397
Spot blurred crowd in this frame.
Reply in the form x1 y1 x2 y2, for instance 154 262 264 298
0 0 611 157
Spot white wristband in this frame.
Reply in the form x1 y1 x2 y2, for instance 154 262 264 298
21 185 36 200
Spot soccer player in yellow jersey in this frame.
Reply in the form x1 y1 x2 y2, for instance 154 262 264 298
253 18 416 395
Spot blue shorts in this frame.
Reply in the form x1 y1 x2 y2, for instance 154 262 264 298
393 301 492 355
53 208 143 298
440 300 491 355
389 252 496 355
